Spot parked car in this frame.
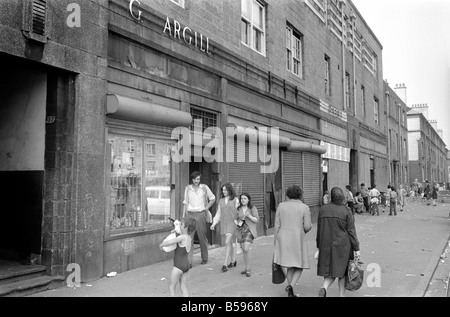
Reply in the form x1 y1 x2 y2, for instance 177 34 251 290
145 186 170 220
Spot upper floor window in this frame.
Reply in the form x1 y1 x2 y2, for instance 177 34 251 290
126 139 135 152
324 55 331 95
286 25 303 78
171 0 185 8
374 97 379 125
241 0 266 55
190 107 218 132
361 85 366 117
345 72 351 110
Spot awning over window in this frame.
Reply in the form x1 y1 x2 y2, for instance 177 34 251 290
227 124 291 148
227 124 326 154
106 94 192 128
287 140 327 154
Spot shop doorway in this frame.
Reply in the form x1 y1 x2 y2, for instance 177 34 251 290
0 60 46 264
189 159 217 246
349 150 358 192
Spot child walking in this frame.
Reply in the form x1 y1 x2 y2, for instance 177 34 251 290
159 217 197 297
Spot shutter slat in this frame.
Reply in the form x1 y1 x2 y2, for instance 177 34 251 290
282 151 303 190
227 139 264 216
303 152 321 206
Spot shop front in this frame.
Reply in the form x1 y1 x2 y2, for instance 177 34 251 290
103 92 192 274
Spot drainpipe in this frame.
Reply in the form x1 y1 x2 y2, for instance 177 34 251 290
398 103 403 186
341 3 346 111
351 14 357 117
386 91 391 185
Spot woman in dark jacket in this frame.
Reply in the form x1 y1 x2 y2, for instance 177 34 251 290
316 187 360 297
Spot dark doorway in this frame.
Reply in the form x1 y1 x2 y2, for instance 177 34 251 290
0 60 47 263
189 159 216 245
349 150 358 191
370 169 375 188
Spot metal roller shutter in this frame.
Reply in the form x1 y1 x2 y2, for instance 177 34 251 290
227 139 264 217
303 152 321 206
282 151 303 192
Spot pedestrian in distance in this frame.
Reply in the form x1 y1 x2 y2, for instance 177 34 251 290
273 185 312 297
369 185 381 216
159 217 197 297
398 184 407 212
389 186 398 216
386 185 392 208
424 180 431 205
316 187 360 297
431 182 438 206
235 192 259 277
210 183 239 272
345 185 355 215
354 191 365 214
183 171 216 266
360 183 370 214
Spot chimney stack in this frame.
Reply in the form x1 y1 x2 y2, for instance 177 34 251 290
394 83 407 105
429 119 438 132
411 103 429 119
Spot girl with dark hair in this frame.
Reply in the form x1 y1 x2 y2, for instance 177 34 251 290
235 193 259 277
210 183 239 272
273 185 312 297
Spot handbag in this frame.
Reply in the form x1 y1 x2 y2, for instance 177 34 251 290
345 257 364 291
272 257 286 284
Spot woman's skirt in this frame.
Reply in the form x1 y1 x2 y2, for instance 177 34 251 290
237 223 254 244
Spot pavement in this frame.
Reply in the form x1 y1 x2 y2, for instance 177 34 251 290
29 198 450 298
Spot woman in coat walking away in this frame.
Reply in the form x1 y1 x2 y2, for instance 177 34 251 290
273 185 312 297
316 187 360 297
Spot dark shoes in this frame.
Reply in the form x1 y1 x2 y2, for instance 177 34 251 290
227 261 237 268
318 287 327 297
201 260 208 265
240 269 251 277
286 285 296 297
221 265 228 272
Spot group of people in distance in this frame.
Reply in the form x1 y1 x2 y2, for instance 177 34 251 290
328 183 409 217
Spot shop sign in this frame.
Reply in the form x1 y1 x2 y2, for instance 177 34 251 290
129 0 212 55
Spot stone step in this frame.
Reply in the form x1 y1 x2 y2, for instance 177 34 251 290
0 264 47 286
0 275 66 297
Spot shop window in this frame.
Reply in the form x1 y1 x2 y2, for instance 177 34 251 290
108 133 173 233
146 143 156 156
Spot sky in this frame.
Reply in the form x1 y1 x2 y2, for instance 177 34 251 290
351 0 450 148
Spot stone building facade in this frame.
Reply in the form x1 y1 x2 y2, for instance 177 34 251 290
384 82 409 189
0 0 391 281
407 104 449 185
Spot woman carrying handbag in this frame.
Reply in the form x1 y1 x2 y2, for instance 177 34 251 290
273 185 312 297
